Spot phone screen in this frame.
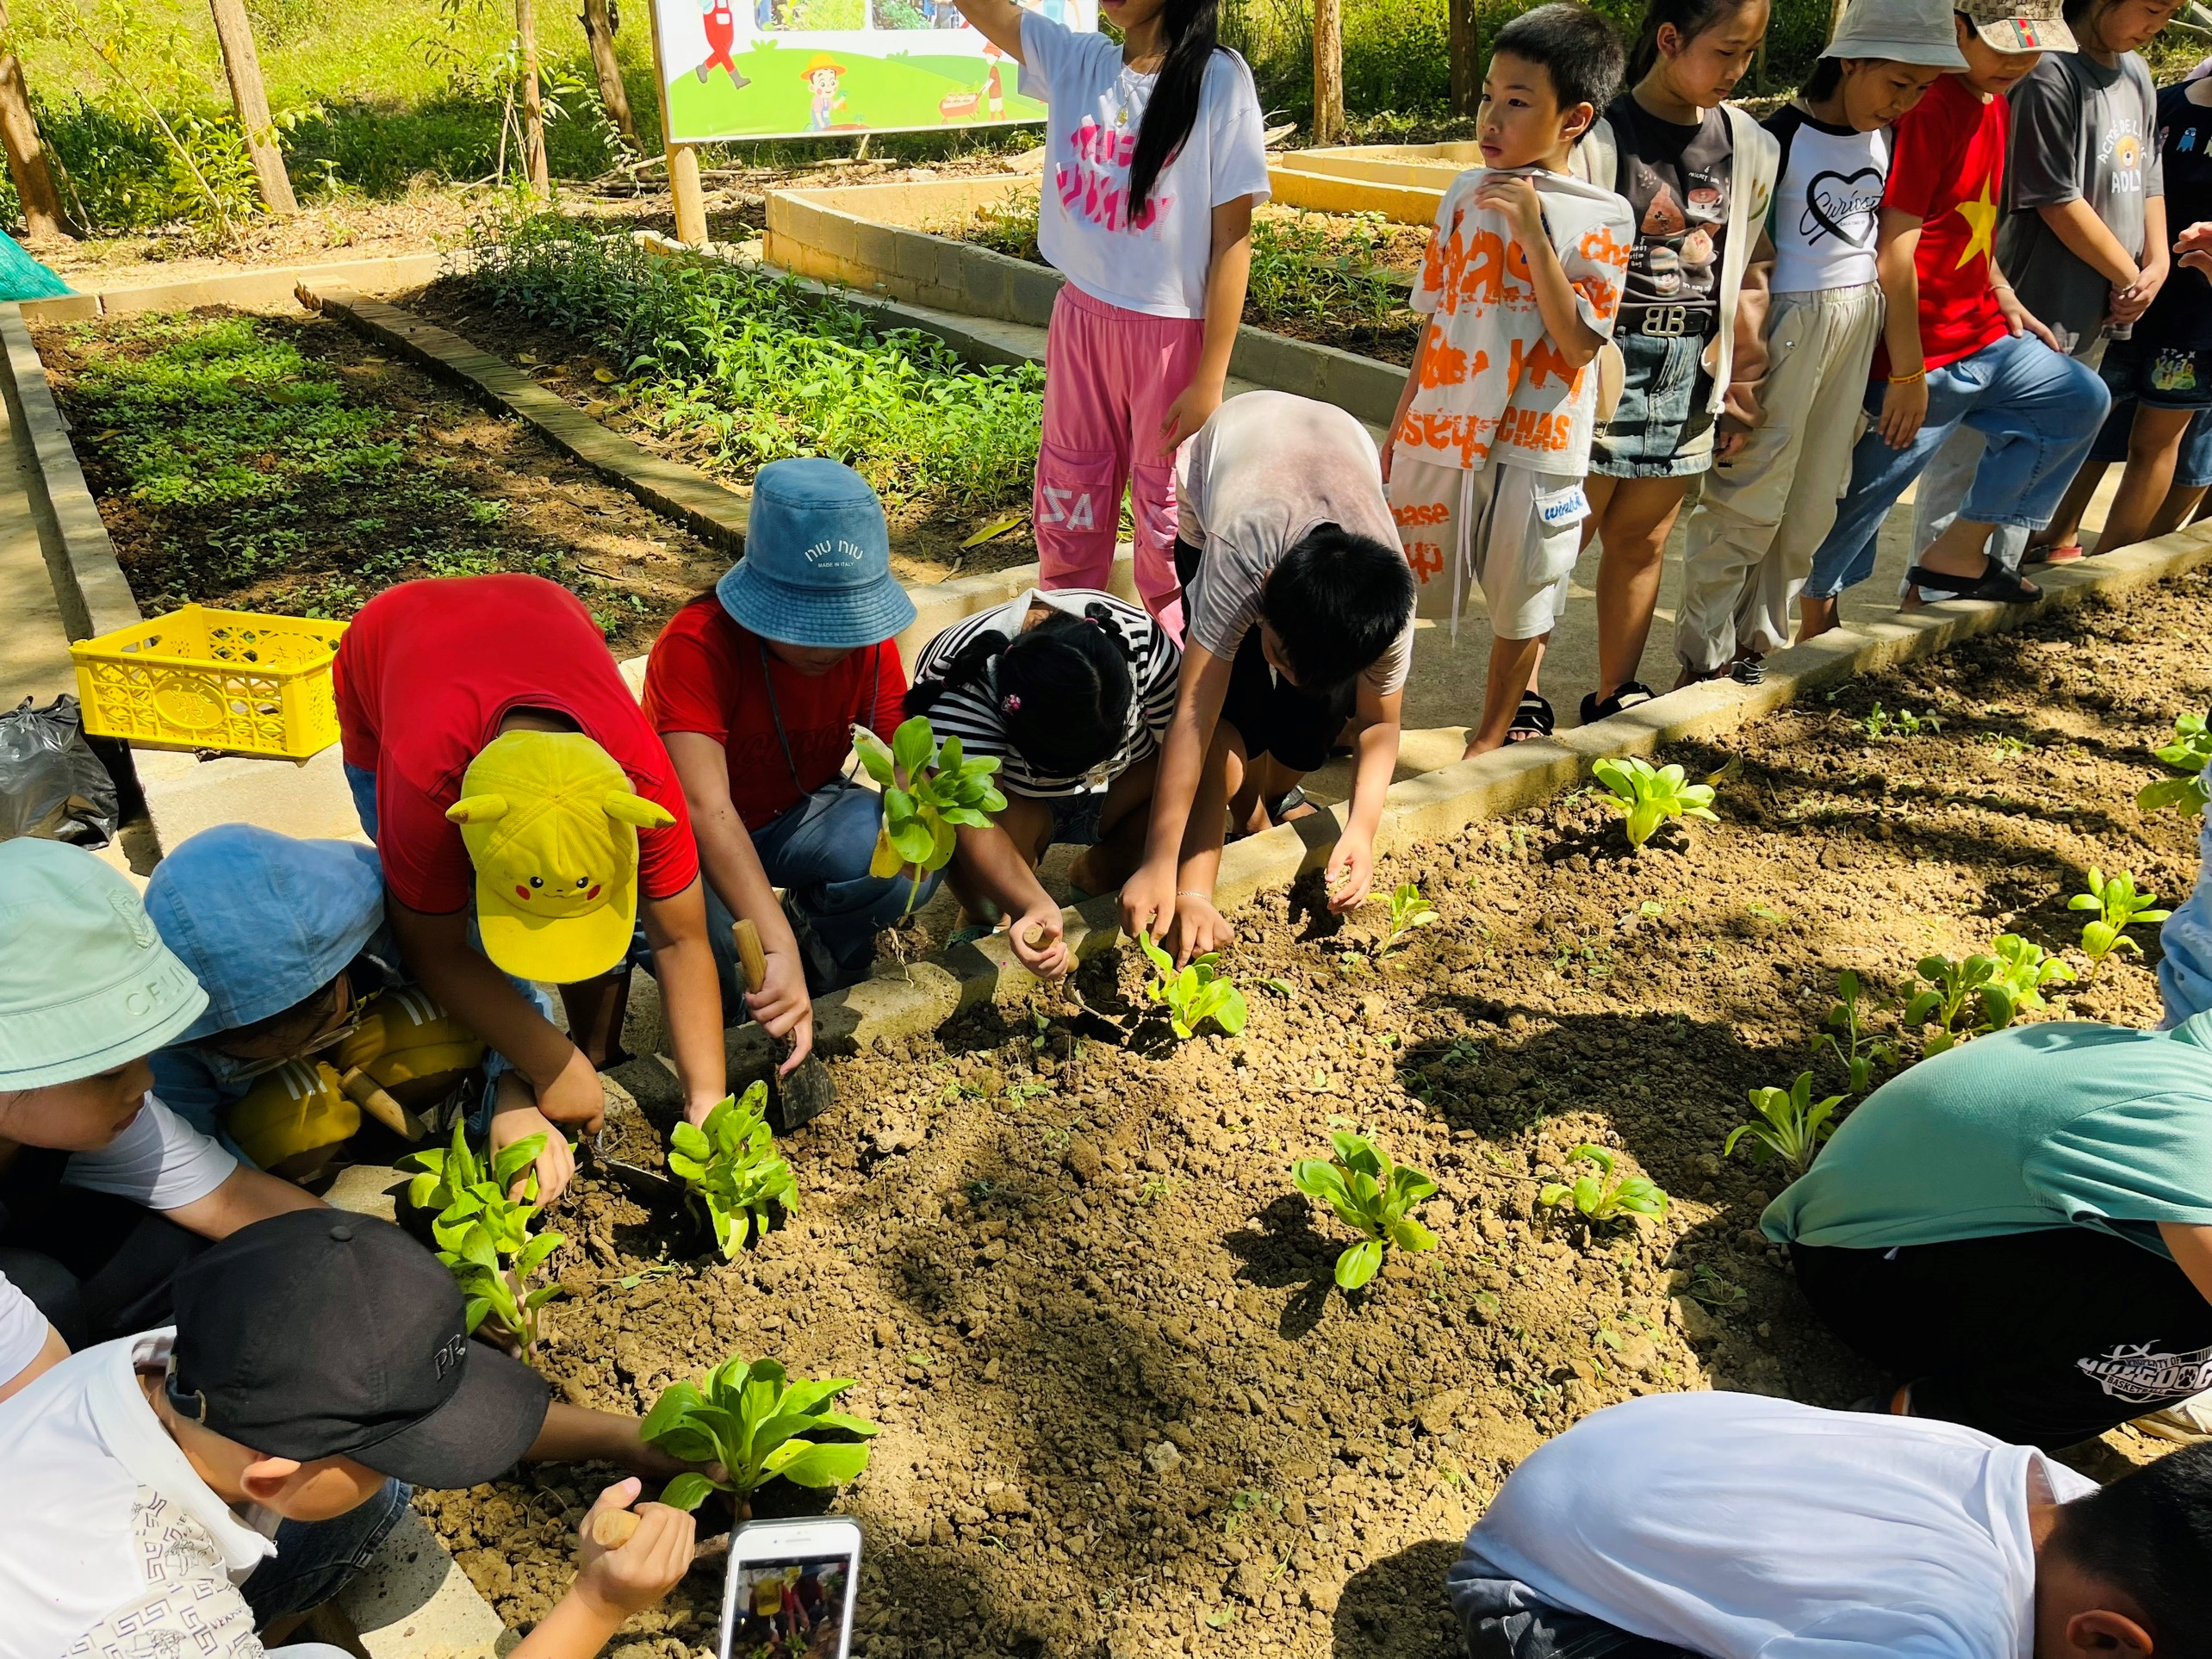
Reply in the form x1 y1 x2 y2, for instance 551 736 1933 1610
726 1553 854 1659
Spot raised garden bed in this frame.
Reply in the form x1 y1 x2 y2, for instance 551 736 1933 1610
419 571 2205 1658
403 213 1050 583
34 307 726 653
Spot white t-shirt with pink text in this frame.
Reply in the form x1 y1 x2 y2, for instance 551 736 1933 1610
1017 10 1272 320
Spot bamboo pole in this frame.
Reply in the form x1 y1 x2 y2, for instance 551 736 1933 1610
1312 0 1343 145
208 0 296 213
643 0 707 244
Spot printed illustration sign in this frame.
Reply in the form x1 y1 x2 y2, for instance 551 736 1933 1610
651 0 1094 144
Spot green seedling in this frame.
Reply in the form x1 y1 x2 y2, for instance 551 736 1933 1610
1137 929 1249 1039
1903 952 2018 1055
638 1353 879 1519
1592 757 1718 849
1538 1145 1668 1227
1289 1131 1438 1291
1990 933 2074 1012
2070 867 2171 978
1814 969 1898 1093
1725 1072 1843 1176
2138 711 2212 817
402 1121 565 1361
854 715 1008 914
668 1084 798 1258
1377 882 1438 954
1859 703 1941 741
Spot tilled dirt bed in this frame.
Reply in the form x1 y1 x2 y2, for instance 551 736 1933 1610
419 572 2209 1659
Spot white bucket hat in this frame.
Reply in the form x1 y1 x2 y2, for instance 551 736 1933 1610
1823 0 1972 66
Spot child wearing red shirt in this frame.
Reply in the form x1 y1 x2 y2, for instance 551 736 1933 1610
1798 0 2111 637
335 573 726 1199
642 459 934 1054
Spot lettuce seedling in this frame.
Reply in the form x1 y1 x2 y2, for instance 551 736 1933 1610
1538 1145 1668 1227
2070 867 2171 979
1989 933 2073 1012
1378 882 1438 954
1289 1131 1438 1290
1903 952 2016 1055
1725 1072 1842 1176
1592 757 1718 850
855 715 1008 913
402 1121 565 1360
639 1353 879 1519
1137 929 1249 1039
1813 969 1897 1094
2137 711 2212 817
668 1083 797 1258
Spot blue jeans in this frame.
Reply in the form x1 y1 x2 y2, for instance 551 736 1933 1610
1803 331 2111 600
243 1476 412 1624
741 779 941 989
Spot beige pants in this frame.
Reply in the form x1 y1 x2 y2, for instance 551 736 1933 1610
1389 454 1588 642
1676 283 1886 673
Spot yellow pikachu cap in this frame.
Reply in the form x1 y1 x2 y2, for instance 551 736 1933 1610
444 730 676 984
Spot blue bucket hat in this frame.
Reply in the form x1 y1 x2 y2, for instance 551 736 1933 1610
716 457 916 649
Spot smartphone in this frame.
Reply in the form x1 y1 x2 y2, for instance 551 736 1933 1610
718 1516 861 1659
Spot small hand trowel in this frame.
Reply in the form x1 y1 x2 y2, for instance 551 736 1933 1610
732 917 837 1133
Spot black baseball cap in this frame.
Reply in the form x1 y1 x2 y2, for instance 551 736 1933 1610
167 1211 551 1487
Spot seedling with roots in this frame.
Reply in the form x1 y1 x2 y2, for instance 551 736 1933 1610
1814 969 1897 1094
1290 1130 1438 1289
668 1084 798 1258
639 1353 879 1519
855 715 1007 914
1990 933 2074 1012
2138 711 2212 817
1137 929 1248 1039
1725 1072 1842 1176
1376 881 1438 954
1539 1144 1668 1227
402 1122 565 1361
1591 757 1718 850
2070 868 2171 979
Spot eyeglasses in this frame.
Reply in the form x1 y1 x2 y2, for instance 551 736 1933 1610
218 976 368 1079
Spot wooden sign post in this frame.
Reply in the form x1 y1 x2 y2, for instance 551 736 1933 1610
645 4 710 245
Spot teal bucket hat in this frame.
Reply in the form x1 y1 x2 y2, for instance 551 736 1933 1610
716 457 916 649
0 837 208 1090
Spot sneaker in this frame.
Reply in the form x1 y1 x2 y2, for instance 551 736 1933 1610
2133 1390 2212 1444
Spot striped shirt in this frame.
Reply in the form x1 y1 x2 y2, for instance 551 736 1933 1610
910 589 1181 798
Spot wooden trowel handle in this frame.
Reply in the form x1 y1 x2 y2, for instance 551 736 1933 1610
733 916 768 996
590 1507 641 1548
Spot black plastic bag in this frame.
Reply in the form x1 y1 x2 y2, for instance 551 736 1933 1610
0 694 119 847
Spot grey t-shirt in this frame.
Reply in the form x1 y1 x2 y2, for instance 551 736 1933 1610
1174 390 1414 696
1997 51 2165 356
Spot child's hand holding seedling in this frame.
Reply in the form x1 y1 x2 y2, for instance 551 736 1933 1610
1138 929 1248 1040
1325 830 1377 914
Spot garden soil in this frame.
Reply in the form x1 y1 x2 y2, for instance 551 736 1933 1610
34 308 727 656
417 572 2208 1659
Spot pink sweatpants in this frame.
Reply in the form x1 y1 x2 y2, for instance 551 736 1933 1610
1035 283 1205 631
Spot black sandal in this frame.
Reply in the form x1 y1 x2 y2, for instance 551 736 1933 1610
1264 784 1314 822
1902 559 2041 605
1730 655 1764 686
1506 692 1555 743
1579 680 1656 724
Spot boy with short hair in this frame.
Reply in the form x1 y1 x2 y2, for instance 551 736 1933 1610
0 1209 699 1655
1382 0 1636 757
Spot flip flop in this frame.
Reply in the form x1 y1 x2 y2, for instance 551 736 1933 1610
1579 681 1656 725
1264 785 1315 822
1505 692 1555 743
1902 560 2040 605
1730 655 1764 686
2023 541 2085 566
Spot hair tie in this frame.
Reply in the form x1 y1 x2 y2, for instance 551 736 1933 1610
1002 693 1022 713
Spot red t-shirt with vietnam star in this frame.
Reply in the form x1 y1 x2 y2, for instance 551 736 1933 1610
334 574 699 916
1880 74 2011 375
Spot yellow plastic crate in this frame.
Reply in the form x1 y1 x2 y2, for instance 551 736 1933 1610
70 606 348 760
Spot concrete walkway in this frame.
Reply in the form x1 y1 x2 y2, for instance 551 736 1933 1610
0 387 74 708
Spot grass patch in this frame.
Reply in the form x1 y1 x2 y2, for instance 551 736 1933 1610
462 209 1045 516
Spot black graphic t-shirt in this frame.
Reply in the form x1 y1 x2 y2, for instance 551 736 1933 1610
1606 92 1733 338
2140 79 2212 354
1763 103 1890 293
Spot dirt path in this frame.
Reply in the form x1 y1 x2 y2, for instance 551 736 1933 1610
413 569 2208 1659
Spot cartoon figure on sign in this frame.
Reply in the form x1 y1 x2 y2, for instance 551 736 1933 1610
696 0 750 88
983 41 1005 117
801 53 847 131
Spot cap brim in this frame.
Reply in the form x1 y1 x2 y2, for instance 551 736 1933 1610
0 955 208 1090
475 866 639 984
717 561 916 649
351 1339 550 1487
1975 15 2073 51
1820 35 1970 67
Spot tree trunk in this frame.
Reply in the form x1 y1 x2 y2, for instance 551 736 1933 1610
579 0 639 150
208 0 296 214
1827 0 1849 43
517 0 550 196
0 0 72 241
1312 0 1343 145
1447 0 1478 120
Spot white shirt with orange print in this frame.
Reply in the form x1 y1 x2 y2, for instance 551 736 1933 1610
1397 167 1634 478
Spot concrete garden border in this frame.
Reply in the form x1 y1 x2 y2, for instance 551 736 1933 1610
762 175 1407 426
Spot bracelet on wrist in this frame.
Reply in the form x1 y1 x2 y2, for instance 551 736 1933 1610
1176 890 1209 899
1887 368 1926 385
1990 281 2015 293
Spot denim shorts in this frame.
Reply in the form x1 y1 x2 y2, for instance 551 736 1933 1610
1589 327 1717 479
1044 790 1104 848
2089 338 2212 488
